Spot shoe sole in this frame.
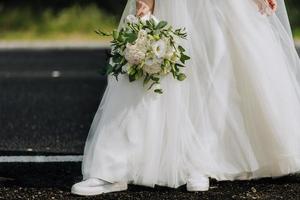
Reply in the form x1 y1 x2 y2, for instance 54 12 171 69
187 185 209 192
71 182 128 196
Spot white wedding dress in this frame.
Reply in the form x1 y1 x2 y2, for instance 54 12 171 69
82 0 300 188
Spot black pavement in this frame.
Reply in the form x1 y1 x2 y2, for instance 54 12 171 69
0 162 300 200
0 45 108 154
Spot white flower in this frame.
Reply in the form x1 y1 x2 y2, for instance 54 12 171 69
143 57 162 74
138 30 148 39
162 65 172 75
126 15 138 24
124 44 146 65
140 13 159 24
165 46 175 60
127 31 150 55
135 37 149 52
151 15 160 24
152 40 167 59
140 13 151 23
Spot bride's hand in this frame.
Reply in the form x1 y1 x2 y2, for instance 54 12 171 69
255 0 277 15
136 0 154 17
267 0 277 12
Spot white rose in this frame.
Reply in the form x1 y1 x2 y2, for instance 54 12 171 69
152 40 167 59
138 30 148 39
135 37 149 52
165 46 175 60
124 44 146 65
126 15 138 24
143 57 162 74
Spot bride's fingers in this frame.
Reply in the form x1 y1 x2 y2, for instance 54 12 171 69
255 0 277 15
254 0 265 14
267 0 277 12
136 0 153 17
136 6 151 17
257 2 264 14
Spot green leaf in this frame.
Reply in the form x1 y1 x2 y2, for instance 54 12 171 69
113 30 119 40
129 68 137 76
115 64 122 70
134 69 143 80
150 76 160 82
180 53 191 64
113 73 119 81
154 89 163 94
156 21 168 29
95 29 112 37
112 54 123 63
124 32 138 43
147 82 157 90
129 74 136 82
146 20 153 29
175 63 185 68
117 34 125 42
104 64 114 75
171 70 176 79
178 45 185 52
143 74 151 86
174 64 179 72
177 73 187 81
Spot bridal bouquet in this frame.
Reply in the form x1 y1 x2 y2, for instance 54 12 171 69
97 14 190 94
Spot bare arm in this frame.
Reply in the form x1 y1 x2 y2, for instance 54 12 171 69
136 0 155 17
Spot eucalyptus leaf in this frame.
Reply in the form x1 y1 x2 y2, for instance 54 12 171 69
156 21 168 29
154 89 163 94
180 53 191 64
150 76 159 82
143 75 151 86
148 82 157 90
175 63 185 68
95 29 111 37
178 45 185 52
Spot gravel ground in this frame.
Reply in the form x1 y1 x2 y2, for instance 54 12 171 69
0 162 299 200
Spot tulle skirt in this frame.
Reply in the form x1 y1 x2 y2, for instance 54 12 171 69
82 0 300 188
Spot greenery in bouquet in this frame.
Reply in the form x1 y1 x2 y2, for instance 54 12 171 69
97 14 190 94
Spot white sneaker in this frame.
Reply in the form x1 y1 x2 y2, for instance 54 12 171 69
71 178 128 196
186 175 209 192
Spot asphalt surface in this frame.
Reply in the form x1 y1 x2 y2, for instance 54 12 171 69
0 162 300 200
0 47 109 154
0 77 106 154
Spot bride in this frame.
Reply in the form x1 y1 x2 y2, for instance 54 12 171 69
72 0 300 196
